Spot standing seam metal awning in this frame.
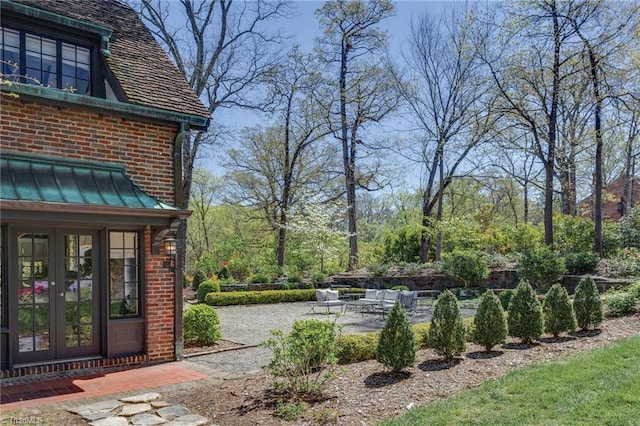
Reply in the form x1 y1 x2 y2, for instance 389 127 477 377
1 152 179 212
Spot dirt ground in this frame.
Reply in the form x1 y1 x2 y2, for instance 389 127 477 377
10 315 640 426
170 315 640 425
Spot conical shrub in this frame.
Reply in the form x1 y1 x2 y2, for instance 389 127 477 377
507 280 544 344
376 301 416 373
428 290 466 359
574 275 603 330
543 284 576 337
473 291 507 352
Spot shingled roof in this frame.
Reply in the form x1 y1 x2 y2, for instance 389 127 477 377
9 0 210 121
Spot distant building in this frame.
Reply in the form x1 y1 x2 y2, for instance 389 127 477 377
1 0 209 375
578 175 640 221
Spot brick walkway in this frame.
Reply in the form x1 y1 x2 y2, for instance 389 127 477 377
0 362 208 412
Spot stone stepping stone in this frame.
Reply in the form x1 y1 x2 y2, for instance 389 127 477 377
120 403 152 416
90 417 129 426
120 392 161 403
151 400 171 408
131 413 168 425
69 400 123 414
156 405 191 420
162 414 209 426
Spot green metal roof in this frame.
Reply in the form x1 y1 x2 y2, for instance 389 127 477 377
1 152 178 211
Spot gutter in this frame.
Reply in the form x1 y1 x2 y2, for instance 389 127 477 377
173 124 190 361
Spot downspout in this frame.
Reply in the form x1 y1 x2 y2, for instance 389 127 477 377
173 123 190 360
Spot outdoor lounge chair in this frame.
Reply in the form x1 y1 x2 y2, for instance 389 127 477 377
308 289 345 314
398 290 418 315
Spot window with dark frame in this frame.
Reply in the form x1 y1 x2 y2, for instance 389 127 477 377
1 26 91 95
109 231 140 319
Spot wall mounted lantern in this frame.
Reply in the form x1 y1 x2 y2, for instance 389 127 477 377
163 235 177 271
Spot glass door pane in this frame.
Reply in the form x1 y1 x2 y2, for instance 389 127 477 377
64 234 94 349
17 233 51 353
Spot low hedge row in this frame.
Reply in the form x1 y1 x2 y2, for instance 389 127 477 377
205 289 316 306
204 288 366 306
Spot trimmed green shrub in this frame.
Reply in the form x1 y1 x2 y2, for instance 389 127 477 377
249 273 270 284
191 270 208 292
543 284 576 337
574 276 603 330
336 333 380 364
428 290 466 359
205 289 316 306
603 292 636 317
564 252 600 275
391 285 410 291
627 282 640 300
287 272 302 283
376 301 416 372
441 249 489 287
183 304 221 346
517 246 566 289
196 279 220 304
227 256 251 281
507 280 544 344
311 272 327 284
472 291 507 352
498 290 515 310
596 248 640 278
262 319 341 396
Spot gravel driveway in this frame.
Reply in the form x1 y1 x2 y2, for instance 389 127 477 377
185 301 476 376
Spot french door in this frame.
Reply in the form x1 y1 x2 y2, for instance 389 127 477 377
13 228 101 364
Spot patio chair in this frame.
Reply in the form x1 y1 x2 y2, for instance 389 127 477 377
398 290 418 315
308 289 345 314
376 289 400 318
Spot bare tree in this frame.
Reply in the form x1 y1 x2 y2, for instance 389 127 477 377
224 48 339 270
314 0 398 270
394 5 495 261
559 0 640 254
133 0 292 208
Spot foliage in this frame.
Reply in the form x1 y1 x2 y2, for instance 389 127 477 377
383 226 421 263
274 401 306 421
206 289 316 306
573 276 603 330
498 289 515 310
311 272 327 284
564 252 600 274
262 319 341 397
398 262 426 276
441 250 489 287
627 282 640 300
507 280 544 344
367 263 389 277
391 285 410 291
542 284 576 337
553 214 597 254
336 333 380 364
183 304 221 346
287 273 302 283
485 252 514 268
193 253 219 278
376 301 416 372
191 270 208 292
619 205 640 249
596 248 640 278
227 255 251 282
472 291 507 352
517 246 566 289
196 280 221 304
603 292 636 318
382 336 640 425
248 273 270 284
427 290 466 359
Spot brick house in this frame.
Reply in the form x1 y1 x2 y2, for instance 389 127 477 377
579 175 640 221
0 0 209 375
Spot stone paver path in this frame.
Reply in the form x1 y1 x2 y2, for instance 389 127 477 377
68 392 211 426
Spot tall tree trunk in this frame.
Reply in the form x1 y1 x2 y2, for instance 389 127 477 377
587 47 603 256
435 152 445 261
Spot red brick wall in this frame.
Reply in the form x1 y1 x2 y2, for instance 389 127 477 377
144 228 177 361
1 97 180 362
0 97 177 202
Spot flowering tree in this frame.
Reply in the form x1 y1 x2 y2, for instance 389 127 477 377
286 203 348 273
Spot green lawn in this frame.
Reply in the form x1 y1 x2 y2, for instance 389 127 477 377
382 335 640 425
